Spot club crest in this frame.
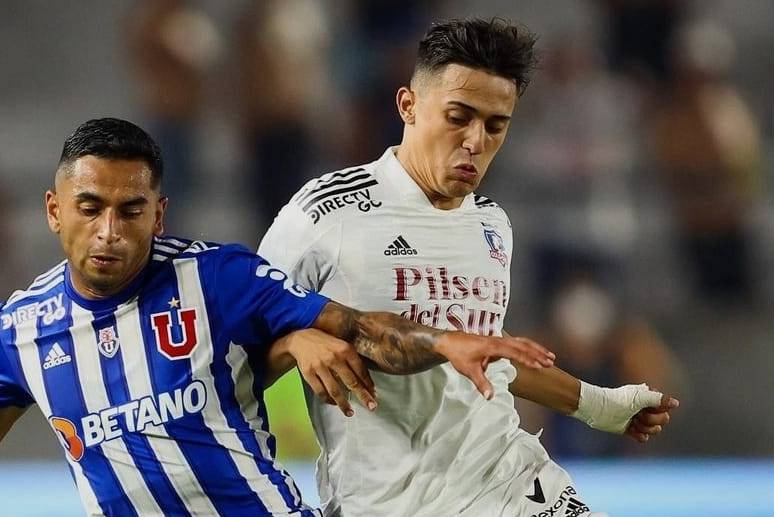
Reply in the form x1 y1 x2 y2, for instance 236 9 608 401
482 223 508 268
97 325 120 358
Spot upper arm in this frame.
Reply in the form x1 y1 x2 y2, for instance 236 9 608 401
258 196 339 291
211 245 331 345
0 344 33 442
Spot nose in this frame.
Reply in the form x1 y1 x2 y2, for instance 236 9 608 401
462 121 486 156
96 209 121 244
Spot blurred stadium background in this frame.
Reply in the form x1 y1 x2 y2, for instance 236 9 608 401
1 1 773 515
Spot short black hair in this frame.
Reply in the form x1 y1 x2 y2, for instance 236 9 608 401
58 118 163 189
414 18 539 95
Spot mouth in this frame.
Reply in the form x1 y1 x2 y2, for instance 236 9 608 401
452 164 479 182
89 254 121 269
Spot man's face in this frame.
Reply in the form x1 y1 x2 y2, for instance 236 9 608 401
400 64 518 203
46 156 167 299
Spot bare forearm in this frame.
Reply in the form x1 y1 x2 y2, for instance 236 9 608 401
313 301 446 374
510 365 581 415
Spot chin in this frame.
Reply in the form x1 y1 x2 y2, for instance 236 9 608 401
446 183 476 198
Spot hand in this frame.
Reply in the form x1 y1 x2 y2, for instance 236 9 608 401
625 394 680 443
435 333 555 400
573 382 679 436
286 329 378 416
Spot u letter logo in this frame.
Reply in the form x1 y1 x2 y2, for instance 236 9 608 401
151 308 199 360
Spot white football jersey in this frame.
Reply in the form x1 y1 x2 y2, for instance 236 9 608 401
259 148 576 516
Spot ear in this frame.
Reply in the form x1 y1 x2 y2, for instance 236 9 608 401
45 190 61 234
154 195 168 237
396 86 416 125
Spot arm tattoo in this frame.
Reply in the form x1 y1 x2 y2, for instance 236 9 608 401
314 302 446 374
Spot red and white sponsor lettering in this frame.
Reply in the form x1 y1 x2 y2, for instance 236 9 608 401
151 308 199 359
393 266 507 307
394 267 507 336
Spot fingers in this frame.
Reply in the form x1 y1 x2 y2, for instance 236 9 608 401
336 363 378 412
495 337 555 369
346 354 376 398
317 368 354 417
464 365 494 400
511 337 556 367
625 403 675 443
625 426 650 443
302 372 335 406
637 409 671 427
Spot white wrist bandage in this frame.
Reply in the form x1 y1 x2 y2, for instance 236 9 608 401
571 381 663 434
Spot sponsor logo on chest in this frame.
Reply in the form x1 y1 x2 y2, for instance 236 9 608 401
393 266 508 336
2 293 66 330
49 381 207 462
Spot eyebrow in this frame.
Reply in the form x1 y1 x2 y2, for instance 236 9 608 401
447 101 512 122
74 192 149 207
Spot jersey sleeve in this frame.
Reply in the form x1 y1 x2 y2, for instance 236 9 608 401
0 344 34 408
258 197 340 292
212 245 330 345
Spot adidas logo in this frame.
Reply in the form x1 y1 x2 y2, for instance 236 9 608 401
564 497 590 517
384 236 418 256
43 342 71 370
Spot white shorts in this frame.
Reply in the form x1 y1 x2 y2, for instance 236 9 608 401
327 431 604 517
455 432 602 517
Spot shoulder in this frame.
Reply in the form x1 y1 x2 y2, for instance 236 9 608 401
286 160 383 228
151 235 226 263
472 193 511 228
3 259 67 311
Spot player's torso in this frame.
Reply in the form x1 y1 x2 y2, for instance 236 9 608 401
6 265 213 450
311 183 523 515
2 251 312 516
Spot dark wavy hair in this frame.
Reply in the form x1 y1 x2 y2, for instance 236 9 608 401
414 18 539 95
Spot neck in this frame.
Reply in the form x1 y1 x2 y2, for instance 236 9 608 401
394 144 464 210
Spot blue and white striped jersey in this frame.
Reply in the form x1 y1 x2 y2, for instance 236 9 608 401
0 236 328 516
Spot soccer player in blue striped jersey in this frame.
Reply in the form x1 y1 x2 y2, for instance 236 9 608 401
0 118 556 516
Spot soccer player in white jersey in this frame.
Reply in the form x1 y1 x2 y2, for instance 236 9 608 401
0 118 557 516
259 18 680 516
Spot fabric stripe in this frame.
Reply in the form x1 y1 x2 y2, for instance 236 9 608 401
97 311 190 516
301 179 379 212
225 344 305 508
297 171 371 203
13 310 103 515
29 261 67 288
174 257 295 513
155 242 186 255
70 304 164 515
7 275 65 305
115 301 220 516
157 237 190 248
293 167 366 203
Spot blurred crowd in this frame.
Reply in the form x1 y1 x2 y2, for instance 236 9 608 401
1 0 773 460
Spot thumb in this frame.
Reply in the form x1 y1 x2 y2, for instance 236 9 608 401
631 385 663 411
648 393 680 413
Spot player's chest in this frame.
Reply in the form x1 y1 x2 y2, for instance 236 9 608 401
21 295 215 420
334 212 511 333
